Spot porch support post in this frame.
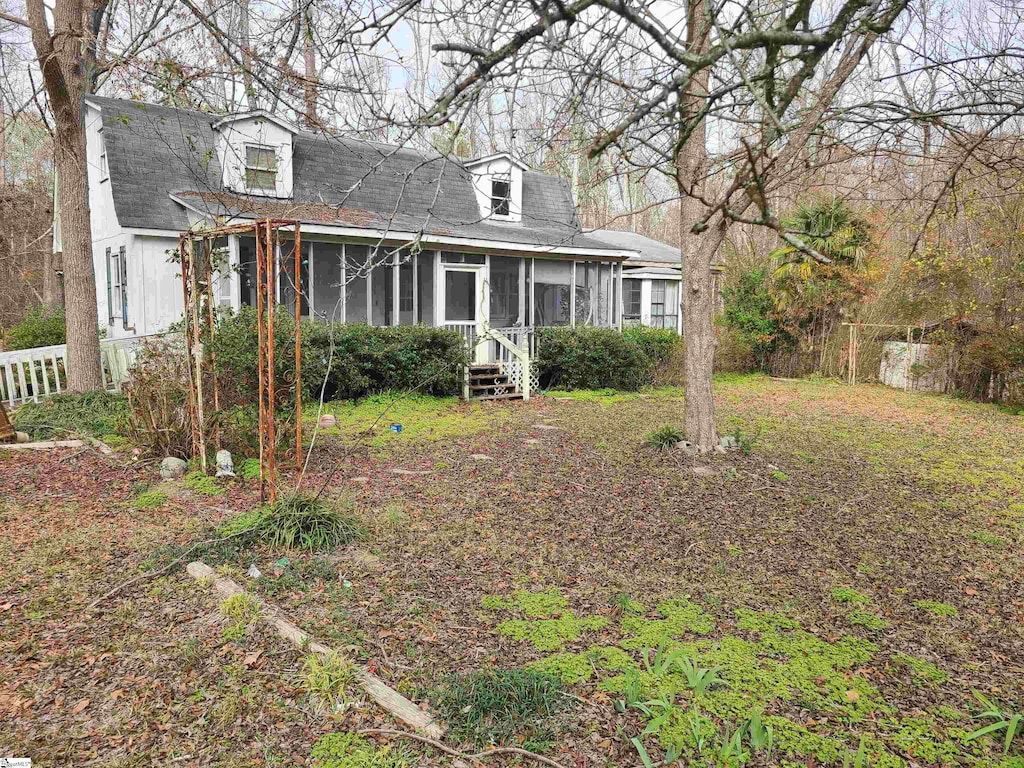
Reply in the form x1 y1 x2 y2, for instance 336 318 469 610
518 257 526 326
520 332 531 402
412 252 418 324
392 249 400 326
570 261 576 327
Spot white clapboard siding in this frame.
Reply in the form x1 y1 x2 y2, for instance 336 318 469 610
0 335 156 407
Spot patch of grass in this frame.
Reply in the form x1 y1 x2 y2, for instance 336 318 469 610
220 592 259 641
255 493 366 551
969 531 1006 547
482 587 569 618
893 653 949 686
310 732 410 768
430 668 570 748
240 458 261 480
220 593 260 623
848 609 886 631
771 469 790 482
132 489 168 509
831 587 871 606
302 651 357 709
99 433 131 450
12 391 127 440
184 471 224 496
913 599 958 618
645 425 685 450
547 386 685 405
318 393 496 445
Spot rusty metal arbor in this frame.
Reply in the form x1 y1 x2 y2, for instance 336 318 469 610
178 219 304 504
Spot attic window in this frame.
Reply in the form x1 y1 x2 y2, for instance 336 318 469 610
490 175 511 216
98 130 108 182
244 144 278 191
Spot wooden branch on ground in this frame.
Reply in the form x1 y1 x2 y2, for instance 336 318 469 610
0 439 86 450
357 727 572 768
185 561 444 739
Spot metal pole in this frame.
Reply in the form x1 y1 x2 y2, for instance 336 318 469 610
203 238 221 450
188 239 208 472
294 224 303 470
265 221 277 504
905 325 912 392
255 222 267 503
180 237 200 458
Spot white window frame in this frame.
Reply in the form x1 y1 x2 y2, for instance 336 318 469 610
243 143 279 193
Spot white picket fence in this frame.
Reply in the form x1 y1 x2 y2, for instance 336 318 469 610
0 335 154 407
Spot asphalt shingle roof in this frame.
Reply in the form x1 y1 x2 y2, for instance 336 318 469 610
90 96 625 254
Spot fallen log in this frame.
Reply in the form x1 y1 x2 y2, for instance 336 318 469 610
185 560 444 739
0 439 86 450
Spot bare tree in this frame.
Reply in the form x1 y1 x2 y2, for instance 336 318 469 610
376 0 912 449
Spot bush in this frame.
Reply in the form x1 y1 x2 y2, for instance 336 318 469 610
210 308 469 406
622 326 680 368
3 305 66 350
246 492 366 551
120 336 193 458
719 268 792 371
12 390 127 440
535 326 658 390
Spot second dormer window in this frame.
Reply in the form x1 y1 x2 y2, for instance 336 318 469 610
244 144 278 191
491 176 511 216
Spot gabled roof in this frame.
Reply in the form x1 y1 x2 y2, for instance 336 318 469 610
464 151 530 170
591 229 681 265
211 110 298 134
87 96 627 256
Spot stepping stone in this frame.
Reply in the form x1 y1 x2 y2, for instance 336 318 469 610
525 438 542 446
350 476 370 483
690 466 716 478
470 454 493 461
532 424 561 431
390 468 432 476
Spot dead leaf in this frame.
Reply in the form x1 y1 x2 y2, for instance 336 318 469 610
244 650 263 668
71 698 90 714
845 690 860 703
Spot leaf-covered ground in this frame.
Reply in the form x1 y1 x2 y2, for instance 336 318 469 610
1 375 1022 767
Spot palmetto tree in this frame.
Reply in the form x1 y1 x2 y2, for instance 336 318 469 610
771 198 872 312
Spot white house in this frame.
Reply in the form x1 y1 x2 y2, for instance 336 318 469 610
74 97 696 381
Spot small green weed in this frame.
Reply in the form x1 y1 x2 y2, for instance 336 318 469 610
913 600 958 618
133 489 168 509
302 651 357 709
893 653 949 686
240 458 261 480
831 587 871 606
184 471 224 496
310 732 410 768
969 531 1006 547
645 425 685 450
431 669 569 748
848 609 886 631
771 469 790 482
220 592 259 641
967 692 1023 754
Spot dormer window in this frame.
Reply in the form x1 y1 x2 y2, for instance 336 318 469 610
491 175 511 216
244 144 278 192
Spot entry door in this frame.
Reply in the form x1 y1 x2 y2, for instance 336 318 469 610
443 265 487 362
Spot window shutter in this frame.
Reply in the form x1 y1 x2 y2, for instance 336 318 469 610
105 247 113 325
119 246 129 329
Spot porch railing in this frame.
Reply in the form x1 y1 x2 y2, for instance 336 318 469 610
464 325 536 401
0 335 153 407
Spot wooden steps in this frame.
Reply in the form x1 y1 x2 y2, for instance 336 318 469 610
468 363 522 401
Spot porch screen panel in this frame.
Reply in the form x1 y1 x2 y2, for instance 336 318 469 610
574 261 601 326
312 242 344 321
239 236 256 307
664 281 679 331
398 250 414 325
279 240 310 317
370 248 393 326
598 263 613 326
623 278 642 327
489 256 521 327
417 251 434 324
345 244 369 323
533 259 571 326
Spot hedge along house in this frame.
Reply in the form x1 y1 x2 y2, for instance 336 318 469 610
73 96 691 395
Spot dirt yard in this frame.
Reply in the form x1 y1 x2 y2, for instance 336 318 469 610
2 376 1022 767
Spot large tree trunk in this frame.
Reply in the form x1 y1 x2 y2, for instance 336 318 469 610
27 0 104 391
676 0 720 451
